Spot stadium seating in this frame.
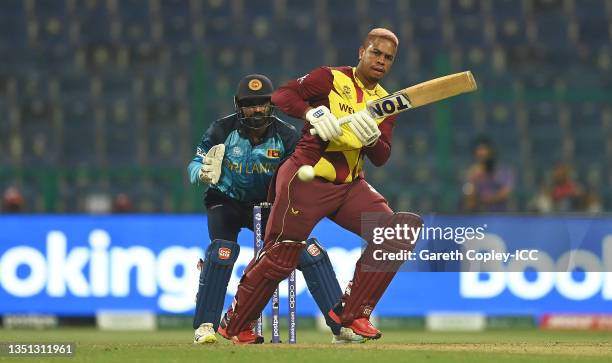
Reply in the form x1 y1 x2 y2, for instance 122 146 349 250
1 0 610 212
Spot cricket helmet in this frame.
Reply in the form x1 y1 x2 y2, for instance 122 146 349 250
234 74 275 130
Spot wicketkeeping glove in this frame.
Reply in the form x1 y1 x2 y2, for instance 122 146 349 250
198 144 225 185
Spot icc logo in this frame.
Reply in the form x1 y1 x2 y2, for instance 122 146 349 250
342 85 351 98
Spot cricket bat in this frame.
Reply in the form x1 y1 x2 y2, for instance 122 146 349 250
310 71 477 135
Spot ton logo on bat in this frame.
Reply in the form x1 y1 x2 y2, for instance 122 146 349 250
368 94 411 118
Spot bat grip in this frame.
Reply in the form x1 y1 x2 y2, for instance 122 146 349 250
308 115 352 135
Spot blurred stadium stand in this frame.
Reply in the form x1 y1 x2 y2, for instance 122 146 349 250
0 0 610 213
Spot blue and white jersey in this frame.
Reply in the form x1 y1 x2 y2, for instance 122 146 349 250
188 114 299 203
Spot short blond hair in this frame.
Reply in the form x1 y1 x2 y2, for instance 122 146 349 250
363 28 399 48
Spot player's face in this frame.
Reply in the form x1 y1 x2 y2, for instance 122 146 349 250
239 100 274 130
241 103 271 118
358 38 397 81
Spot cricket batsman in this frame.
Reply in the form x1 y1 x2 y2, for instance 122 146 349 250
188 74 364 344
218 28 423 343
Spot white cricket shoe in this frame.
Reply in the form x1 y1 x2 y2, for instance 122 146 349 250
332 327 366 344
194 323 217 344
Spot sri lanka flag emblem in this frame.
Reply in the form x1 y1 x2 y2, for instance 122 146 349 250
267 149 280 158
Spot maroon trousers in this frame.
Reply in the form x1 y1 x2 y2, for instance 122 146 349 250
226 158 412 334
265 158 393 245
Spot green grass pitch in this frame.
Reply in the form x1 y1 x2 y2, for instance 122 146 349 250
1 328 611 363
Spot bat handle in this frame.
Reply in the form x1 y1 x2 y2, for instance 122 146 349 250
308 115 352 135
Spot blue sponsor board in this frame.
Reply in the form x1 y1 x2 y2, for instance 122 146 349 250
0 215 610 316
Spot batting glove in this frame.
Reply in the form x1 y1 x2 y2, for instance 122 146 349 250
347 110 381 147
305 106 343 142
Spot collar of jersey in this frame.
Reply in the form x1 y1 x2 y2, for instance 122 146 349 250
352 67 383 97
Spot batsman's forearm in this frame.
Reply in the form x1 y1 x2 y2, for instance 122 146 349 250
365 116 395 166
271 85 311 119
364 139 391 167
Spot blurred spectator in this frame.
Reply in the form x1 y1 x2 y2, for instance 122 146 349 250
84 192 112 214
530 184 553 213
531 163 601 213
2 186 25 213
112 193 133 213
549 163 583 212
583 190 603 214
462 137 514 213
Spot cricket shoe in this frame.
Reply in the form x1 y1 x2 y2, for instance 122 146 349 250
328 304 382 340
332 327 366 344
194 323 217 344
218 313 264 345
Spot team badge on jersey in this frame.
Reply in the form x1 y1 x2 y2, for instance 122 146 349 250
267 149 280 158
232 146 242 157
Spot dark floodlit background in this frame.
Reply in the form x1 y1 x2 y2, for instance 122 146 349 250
1 0 610 214
0 0 611 335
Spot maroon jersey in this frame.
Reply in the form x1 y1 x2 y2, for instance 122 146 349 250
272 66 396 183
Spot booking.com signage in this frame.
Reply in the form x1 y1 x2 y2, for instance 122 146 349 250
0 215 611 316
